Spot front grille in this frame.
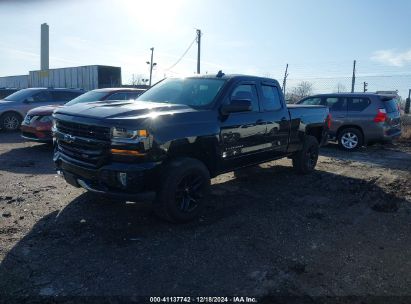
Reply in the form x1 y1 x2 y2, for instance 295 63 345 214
56 120 111 167
56 120 111 141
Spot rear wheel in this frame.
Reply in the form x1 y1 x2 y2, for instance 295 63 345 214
338 128 363 151
292 135 319 174
1 112 22 131
154 158 210 223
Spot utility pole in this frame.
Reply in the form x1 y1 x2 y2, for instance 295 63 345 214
196 29 201 74
405 89 411 114
363 81 368 92
351 60 356 93
146 47 157 86
282 63 289 96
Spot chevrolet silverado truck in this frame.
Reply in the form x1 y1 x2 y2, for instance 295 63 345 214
53 74 330 222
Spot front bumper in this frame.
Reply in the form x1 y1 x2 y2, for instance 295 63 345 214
21 124 53 143
54 152 158 201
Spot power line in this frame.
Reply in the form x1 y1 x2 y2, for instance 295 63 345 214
165 37 197 72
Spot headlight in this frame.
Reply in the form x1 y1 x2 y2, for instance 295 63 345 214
111 127 148 140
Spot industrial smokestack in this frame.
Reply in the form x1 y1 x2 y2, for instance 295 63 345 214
40 23 49 70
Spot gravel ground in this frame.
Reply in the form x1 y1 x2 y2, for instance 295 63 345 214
0 131 410 301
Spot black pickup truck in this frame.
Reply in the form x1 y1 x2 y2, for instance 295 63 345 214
53 74 330 222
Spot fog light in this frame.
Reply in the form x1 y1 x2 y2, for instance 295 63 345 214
118 172 127 187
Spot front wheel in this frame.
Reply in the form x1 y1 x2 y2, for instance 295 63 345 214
292 135 319 174
1 112 22 131
154 158 210 223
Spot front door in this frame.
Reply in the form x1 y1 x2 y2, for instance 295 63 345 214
219 82 267 170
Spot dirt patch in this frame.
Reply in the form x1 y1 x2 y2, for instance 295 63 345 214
0 131 410 298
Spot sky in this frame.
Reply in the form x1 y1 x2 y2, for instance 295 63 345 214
0 0 411 95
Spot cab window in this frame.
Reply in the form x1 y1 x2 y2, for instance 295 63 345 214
230 84 259 112
261 85 282 111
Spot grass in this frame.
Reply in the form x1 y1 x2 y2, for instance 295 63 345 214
400 124 411 142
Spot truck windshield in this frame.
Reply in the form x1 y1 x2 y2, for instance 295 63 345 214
65 91 108 106
137 78 225 107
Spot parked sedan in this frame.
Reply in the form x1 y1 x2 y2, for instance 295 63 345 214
21 88 146 142
0 88 84 131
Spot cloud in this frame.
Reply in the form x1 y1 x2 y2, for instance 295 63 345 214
371 49 411 67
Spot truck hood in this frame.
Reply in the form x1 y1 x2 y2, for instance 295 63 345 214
54 100 199 120
28 105 61 116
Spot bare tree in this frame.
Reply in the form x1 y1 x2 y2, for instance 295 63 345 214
286 81 314 103
129 74 148 86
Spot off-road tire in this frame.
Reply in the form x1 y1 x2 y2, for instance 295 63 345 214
292 135 319 174
154 158 210 223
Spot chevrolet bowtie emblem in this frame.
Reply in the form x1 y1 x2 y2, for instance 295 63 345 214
64 134 76 144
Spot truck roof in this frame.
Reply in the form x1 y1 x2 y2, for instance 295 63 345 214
186 73 280 83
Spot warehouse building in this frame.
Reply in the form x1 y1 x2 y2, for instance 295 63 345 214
0 65 122 91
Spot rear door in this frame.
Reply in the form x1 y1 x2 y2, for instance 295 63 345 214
345 97 372 126
259 82 290 156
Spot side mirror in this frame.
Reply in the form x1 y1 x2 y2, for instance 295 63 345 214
220 99 252 115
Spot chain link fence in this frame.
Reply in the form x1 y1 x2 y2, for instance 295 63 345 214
284 74 411 108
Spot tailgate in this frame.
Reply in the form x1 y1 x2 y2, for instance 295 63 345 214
383 98 401 127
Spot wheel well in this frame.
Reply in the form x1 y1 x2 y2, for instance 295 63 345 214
306 126 324 144
165 140 218 177
337 125 364 140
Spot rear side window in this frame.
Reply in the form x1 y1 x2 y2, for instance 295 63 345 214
261 85 282 111
300 97 322 105
326 97 346 111
231 84 259 112
383 98 399 113
31 91 53 102
347 98 370 111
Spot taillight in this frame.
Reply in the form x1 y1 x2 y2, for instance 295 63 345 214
325 113 332 129
374 108 387 123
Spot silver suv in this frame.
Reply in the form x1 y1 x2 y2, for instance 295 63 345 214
0 88 83 131
298 93 402 150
